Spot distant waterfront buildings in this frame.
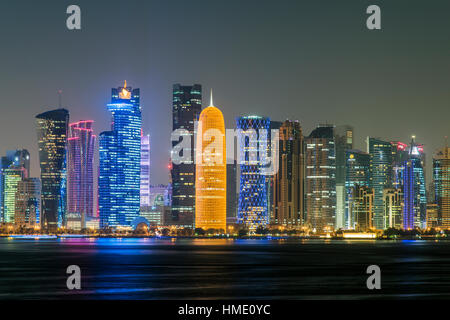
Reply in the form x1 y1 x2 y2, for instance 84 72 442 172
226 160 238 225
349 185 374 232
272 120 304 227
237 116 271 232
170 84 202 227
195 94 226 231
305 125 336 233
67 120 96 229
99 82 141 229
36 109 69 231
383 188 402 229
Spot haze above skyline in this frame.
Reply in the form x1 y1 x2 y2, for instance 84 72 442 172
0 0 449 184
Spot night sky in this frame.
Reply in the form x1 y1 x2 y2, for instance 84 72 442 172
0 0 449 184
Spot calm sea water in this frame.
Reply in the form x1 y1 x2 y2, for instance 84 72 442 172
1 238 450 300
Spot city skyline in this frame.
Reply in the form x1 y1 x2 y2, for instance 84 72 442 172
1 0 449 186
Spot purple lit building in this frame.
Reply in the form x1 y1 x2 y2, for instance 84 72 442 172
67 120 96 229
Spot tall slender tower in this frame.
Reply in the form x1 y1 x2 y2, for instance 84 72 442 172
273 120 304 227
67 120 96 229
36 109 69 231
99 82 141 228
141 134 151 207
171 84 202 227
434 143 450 228
195 92 226 231
367 137 393 230
305 125 336 233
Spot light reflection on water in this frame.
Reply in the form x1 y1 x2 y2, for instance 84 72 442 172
2 238 450 299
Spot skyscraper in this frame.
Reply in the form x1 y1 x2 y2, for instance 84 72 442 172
99 82 141 229
226 160 238 225
36 109 69 230
402 136 427 229
345 150 370 229
367 137 393 230
383 188 402 229
272 120 304 227
237 116 271 232
141 134 151 207
195 93 226 231
67 120 96 229
171 84 202 227
305 125 336 233
434 145 450 229
0 149 30 223
349 185 374 232
3 167 26 223
334 125 353 229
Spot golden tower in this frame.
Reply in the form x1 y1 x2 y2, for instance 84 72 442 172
195 91 227 231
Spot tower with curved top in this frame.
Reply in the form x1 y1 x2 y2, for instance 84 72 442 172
195 92 226 231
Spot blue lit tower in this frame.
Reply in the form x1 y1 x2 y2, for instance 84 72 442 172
402 136 426 229
367 137 393 230
99 81 141 228
237 116 271 232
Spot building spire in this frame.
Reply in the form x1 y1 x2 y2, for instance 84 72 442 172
124 80 127 88
210 89 214 107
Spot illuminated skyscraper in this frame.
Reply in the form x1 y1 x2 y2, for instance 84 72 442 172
0 149 30 223
272 120 304 227
171 84 202 227
367 137 392 230
67 120 96 229
140 134 151 207
36 109 69 230
3 167 26 223
334 125 353 229
305 125 336 233
195 93 226 231
15 178 41 228
237 116 271 232
345 150 370 229
433 145 450 228
402 136 426 229
99 82 141 228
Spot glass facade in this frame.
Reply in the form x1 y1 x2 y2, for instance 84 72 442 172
140 134 151 207
36 109 69 230
99 83 141 229
434 147 450 228
237 116 271 232
305 125 336 233
170 84 202 227
68 120 96 229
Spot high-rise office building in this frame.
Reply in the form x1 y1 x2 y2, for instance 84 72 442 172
426 203 439 229
195 94 226 231
15 178 41 229
334 125 353 229
367 137 393 230
391 141 409 190
305 125 336 233
237 116 271 232
383 188 402 229
273 120 304 227
345 150 370 229
99 82 141 228
141 134 151 207
402 136 426 229
0 149 30 223
67 120 96 229
433 145 450 229
171 84 202 227
36 109 69 230
3 167 26 223
349 185 374 232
